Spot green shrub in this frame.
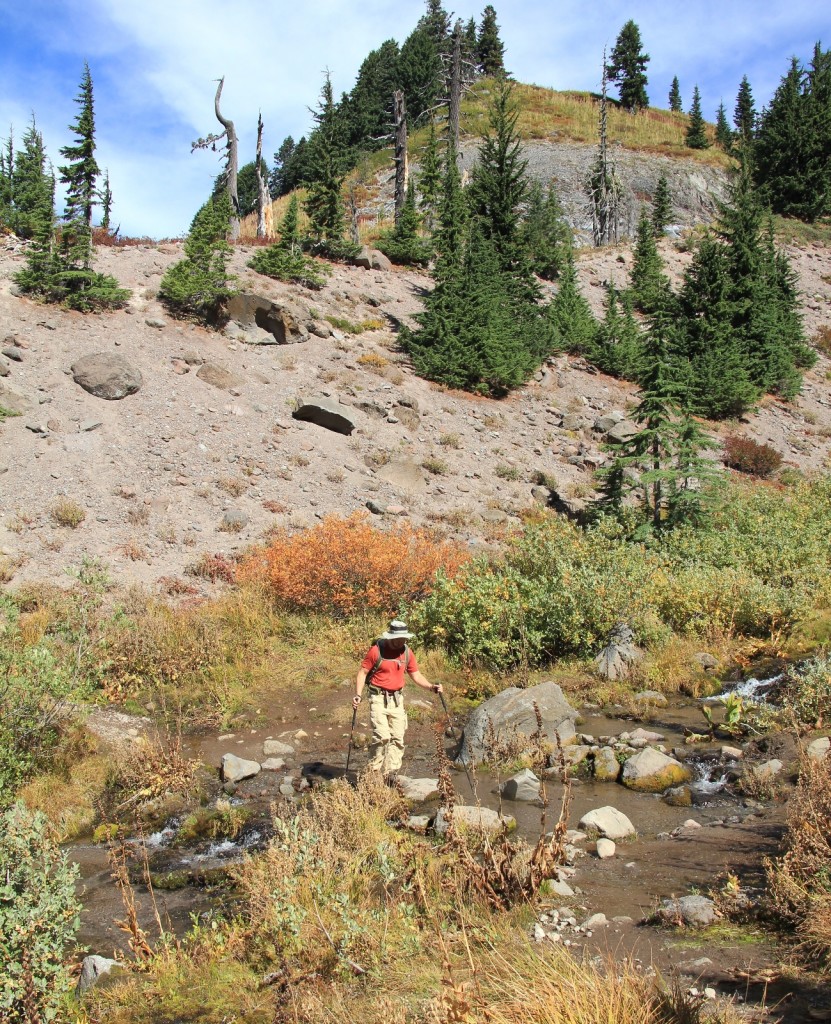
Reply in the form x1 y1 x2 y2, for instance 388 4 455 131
0 802 81 1021
374 232 432 267
780 650 831 727
0 633 77 803
159 193 234 321
410 478 831 669
248 243 328 290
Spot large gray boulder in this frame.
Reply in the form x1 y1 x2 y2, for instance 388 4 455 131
434 805 516 835
225 292 309 345
605 419 639 443
459 681 577 766
578 805 636 840
221 753 261 783
499 768 541 802
292 398 357 435
621 748 691 793
76 955 123 995
595 623 643 680
659 895 717 929
71 353 142 400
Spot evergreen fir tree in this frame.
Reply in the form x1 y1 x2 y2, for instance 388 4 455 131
715 101 733 149
629 208 672 313
677 235 760 418
463 18 478 63
606 20 650 113
376 178 432 266
98 169 112 230
468 80 529 273
0 131 13 228
685 85 709 149
248 194 328 289
270 136 312 197
14 167 58 299
304 73 349 249
547 250 597 353
418 121 443 231
589 282 642 379
666 414 721 527
756 45 831 222
668 76 682 112
58 62 100 270
159 192 234 320
651 174 672 237
398 1 448 122
342 40 401 152
733 75 757 146
10 118 51 238
476 5 506 78
519 178 572 280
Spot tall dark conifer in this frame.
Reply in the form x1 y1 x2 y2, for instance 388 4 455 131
519 178 571 280
547 251 597 353
715 101 733 149
668 76 682 112
305 73 348 245
59 62 100 269
734 75 757 146
685 86 709 149
651 174 672 237
630 208 671 313
606 21 650 113
476 5 506 77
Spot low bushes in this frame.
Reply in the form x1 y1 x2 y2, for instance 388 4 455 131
239 513 467 616
411 478 831 669
723 435 783 477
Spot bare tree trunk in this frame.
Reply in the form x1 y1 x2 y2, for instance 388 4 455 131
213 77 240 241
255 112 272 240
448 20 463 153
586 53 621 247
393 90 408 226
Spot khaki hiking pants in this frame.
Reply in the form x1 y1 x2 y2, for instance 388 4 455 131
367 691 407 774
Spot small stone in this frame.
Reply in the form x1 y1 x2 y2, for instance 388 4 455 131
807 736 830 761
263 740 295 757
596 838 616 859
583 913 608 929
2 347 22 362
220 753 261 783
704 988 717 1000
261 758 286 771
80 419 102 432
145 317 166 329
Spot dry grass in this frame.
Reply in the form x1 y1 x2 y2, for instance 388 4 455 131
126 504 151 527
766 752 831 969
50 496 86 529
216 476 248 497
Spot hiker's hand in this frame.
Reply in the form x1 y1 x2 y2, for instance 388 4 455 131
352 694 362 710
433 683 443 695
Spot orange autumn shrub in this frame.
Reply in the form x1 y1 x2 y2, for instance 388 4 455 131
238 513 468 615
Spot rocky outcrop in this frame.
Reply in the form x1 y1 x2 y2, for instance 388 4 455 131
459 681 577 765
225 292 309 345
594 623 643 681
292 397 357 435
71 353 142 400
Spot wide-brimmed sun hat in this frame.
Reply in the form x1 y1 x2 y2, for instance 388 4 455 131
379 620 415 641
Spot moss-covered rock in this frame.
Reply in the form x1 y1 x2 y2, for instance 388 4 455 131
621 748 691 793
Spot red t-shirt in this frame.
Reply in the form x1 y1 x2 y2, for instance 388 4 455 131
361 643 419 692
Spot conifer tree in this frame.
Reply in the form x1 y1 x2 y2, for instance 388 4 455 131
159 192 234 320
606 21 650 113
98 169 112 230
14 165 58 299
463 18 478 62
630 208 672 313
59 63 99 243
304 73 351 255
651 174 672 237
519 178 571 280
733 75 757 146
547 251 597 353
715 101 733 149
248 193 327 289
685 85 709 149
589 283 642 379
668 76 682 112
0 132 13 228
418 121 442 231
468 80 529 269
398 1 448 122
10 118 52 238
376 178 431 266
476 5 506 78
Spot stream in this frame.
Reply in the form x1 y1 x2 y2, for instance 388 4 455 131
70 679 778 957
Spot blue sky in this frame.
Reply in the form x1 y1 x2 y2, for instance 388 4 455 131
0 0 825 237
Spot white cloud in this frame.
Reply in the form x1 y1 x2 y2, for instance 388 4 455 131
1 0 827 235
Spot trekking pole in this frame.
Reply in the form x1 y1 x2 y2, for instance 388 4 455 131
437 689 474 791
345 704 358 773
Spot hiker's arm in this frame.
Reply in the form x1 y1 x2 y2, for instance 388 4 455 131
353 668 368 709
410 670 442 694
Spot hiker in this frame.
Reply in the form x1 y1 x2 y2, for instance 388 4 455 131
353 620 442 778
